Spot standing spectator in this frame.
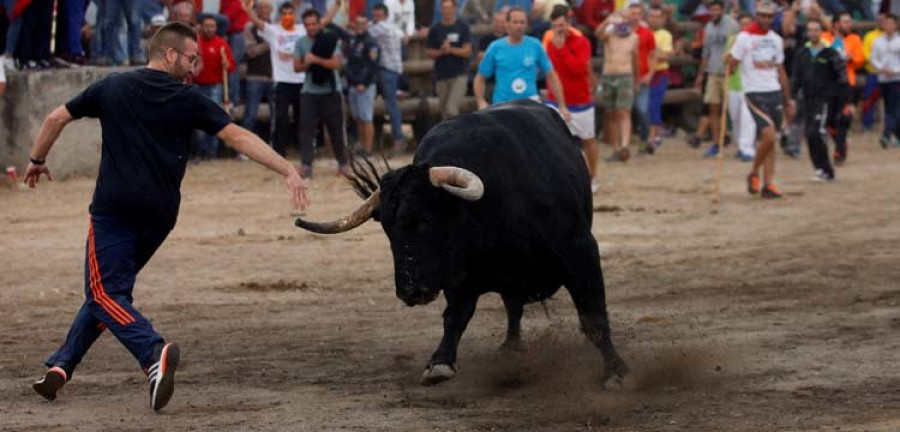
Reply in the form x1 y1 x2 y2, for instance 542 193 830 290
474 7 569 120
293 8 348 177
628 3 656 153
646 5 671 154
427 0 472 120
728 12 757 162
99 0 145 65
55 0 90 65
594 13 637 163
544 5 599 191
576 0 615 32
242 0 275 139
15 0 54 69
862 14 885 131
727 0 793 199
694 0 737 157
384 0 416 39
243 0 307 157
2 0 23 70
221 0 251 105
170 0 196 25
871 14 900 149
829 11 864 165
791 19 851 182
369 4 406 154
346 13 380 155
194 15 237 158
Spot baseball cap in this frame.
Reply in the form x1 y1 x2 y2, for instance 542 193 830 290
151 14 166 26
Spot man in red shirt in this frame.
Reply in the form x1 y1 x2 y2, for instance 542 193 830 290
194 15 237 158
628 2 656 152
544 5 600 191
220 0 251 104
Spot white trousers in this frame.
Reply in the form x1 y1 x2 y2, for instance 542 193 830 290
728 90 757 157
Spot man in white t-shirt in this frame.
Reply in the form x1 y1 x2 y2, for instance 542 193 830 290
244 0 307 156
727 0 794 199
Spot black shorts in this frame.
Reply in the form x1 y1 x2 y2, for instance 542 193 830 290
745 91 784 131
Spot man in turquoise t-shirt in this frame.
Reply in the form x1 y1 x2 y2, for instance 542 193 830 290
293 8 348 178
474 7 570 121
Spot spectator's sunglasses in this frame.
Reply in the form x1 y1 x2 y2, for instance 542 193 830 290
170 48 199 65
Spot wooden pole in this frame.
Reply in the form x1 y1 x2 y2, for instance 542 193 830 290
713 71 729 207
221 47 230 106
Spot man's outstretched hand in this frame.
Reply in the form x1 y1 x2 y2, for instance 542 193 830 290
22 162 53 189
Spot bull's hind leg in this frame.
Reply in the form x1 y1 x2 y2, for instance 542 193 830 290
564 241 629 388
499 294 524 352
421 294 478 386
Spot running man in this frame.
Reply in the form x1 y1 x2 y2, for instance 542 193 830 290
727 0 794 199
24 23 309 411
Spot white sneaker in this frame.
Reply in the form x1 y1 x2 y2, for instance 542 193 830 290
590 178 601 193
148 343 180 411
2 55 14 71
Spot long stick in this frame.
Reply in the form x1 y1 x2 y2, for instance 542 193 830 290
713 71 729 207
221 47 230 106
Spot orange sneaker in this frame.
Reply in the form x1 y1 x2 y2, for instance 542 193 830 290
747 173 761 195
761 183 783 199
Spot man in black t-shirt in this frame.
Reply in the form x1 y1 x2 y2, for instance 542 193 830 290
22 23 309 412
426 0 472 120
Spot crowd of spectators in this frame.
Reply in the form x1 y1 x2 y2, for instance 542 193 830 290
2 0 899 180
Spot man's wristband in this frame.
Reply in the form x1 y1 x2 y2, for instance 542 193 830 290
30 157 46 165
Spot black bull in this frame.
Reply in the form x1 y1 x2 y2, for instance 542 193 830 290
296 100 629 386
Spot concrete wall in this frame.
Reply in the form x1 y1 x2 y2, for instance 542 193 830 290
0 67 131 179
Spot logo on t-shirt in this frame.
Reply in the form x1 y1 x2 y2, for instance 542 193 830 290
447 32 459 44
523 56 534 67
512 78 527 94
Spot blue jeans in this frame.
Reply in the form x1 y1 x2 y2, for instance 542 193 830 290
863 73 879 130
880 81 900 139
196 84 224 157
139 0 163 24
61 0 90 56
227 32 246 105
378 68 404 142
242 80 275 139
817 0 875 20
649 74 669 126
634 84 651 142
101 0 143 61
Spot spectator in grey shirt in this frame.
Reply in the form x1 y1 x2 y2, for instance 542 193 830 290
693 0 737 156
369 4 406 153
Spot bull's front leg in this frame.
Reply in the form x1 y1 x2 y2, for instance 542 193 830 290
421 294 478 386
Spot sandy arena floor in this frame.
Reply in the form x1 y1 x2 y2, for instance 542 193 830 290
1 132 899 431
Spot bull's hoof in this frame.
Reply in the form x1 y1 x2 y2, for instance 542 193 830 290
602 374 625 390
498 340 525 353
420 363 456 386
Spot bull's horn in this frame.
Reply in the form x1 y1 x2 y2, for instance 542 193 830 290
294 190 381 234
429 166 484 202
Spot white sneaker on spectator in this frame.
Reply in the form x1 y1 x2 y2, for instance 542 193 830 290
2 55 14 71
590 178 601 194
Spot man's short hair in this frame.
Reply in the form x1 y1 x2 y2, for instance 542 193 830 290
628 2 644 10
806 18 824 29
279 1 294 13
835 11 852 21
200 14 217 24
441 0 457 7
507 6 526 21
886 13 898 22
301 8 320 21
550 4 569 21
737 11 752 21
148 22 198 60
373 3 388 14
648 5 664 14
708 0 725 8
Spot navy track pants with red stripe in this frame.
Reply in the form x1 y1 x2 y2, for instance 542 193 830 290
45 215 168 376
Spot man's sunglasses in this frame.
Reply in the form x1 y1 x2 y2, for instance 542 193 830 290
171 48 199 65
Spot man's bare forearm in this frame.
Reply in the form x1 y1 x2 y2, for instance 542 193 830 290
30 106 74 160
219 124 297 176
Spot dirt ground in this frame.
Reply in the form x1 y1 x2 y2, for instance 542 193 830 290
1 132 899 431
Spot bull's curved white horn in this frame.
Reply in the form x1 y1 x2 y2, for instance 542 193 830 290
429 166 485 202
295 190 381 234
